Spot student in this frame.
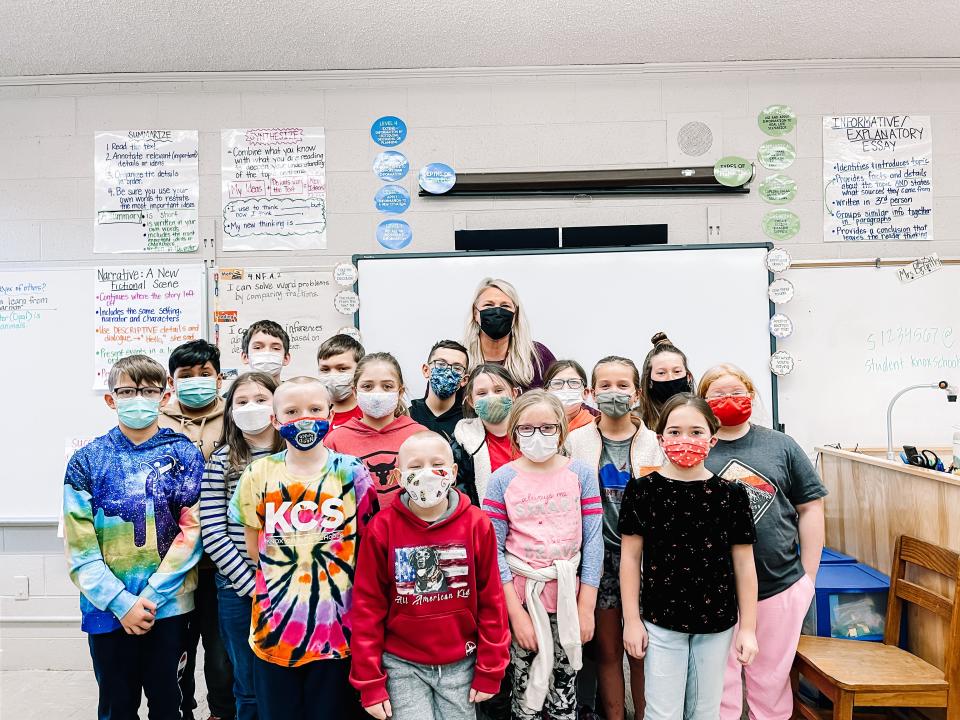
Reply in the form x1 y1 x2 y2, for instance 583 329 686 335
202 372 284 720
325 352 426 510
463 278 556 391
350 431 511 720
564 356 663 720
317 333 366 429
63 354 204 720
698 364 826 720
240 319 291 381
230 377 376 720
159 339 234 720
619 394 759 720
409 340 470 441
543 360 596 433
453 364 522 506
637 333 694 430
483 391 603 720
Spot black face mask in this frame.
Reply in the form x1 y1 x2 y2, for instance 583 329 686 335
478 307 515 340
649 376 691 404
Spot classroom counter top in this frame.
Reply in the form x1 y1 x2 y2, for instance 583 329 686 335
816 445 960 487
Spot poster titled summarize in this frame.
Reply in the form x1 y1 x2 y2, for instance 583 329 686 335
93 264 205 388
213 267 338 378
95 130 199 253
823 115 933 242
221 128 327 251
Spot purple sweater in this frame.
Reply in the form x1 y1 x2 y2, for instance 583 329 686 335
485 341 556 391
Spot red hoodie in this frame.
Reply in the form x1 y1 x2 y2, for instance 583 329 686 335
324 415 425 510
349 489 510 707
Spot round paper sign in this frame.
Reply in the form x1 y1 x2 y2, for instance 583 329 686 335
759 174 797 205
418 163 457 194
714 156 754 187
762 209 800 241
338 326 362 342
757 139 796 170
765 247 792 273
374 185 410 214
334 290 360 315
758 104 797 136
370 116 407 147
769 350 796 376
333 263 358 287
769 314 794 338
373 151 409 182
376 219 413 250
768 278 795 304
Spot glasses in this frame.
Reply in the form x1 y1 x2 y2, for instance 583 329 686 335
429 359 467 375
516 424 560 437
547 378 584 390
113 386 164 400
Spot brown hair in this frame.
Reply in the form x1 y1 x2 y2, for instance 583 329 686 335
655 393 720 436
544 359 588 387
220 372 284 476
590 355 640 390
638 332 692 428
317 333 365 363
697 363 756 398
353 352 407 417
108 354 166 392
462 363 519 419
241 319 290 354
506 389 569 454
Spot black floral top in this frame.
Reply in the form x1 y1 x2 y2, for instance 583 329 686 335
618 471 756 634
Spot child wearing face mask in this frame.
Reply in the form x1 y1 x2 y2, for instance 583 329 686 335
482 391 603 720
350 431 510 720
63 355 203 720
564 356 663 720
637 332 695 431
452 364 522 509
240 319 291 381
325 352 426 510
230 377 376 720
543 360 597 433
317 333 366 429
410 340 470 441
619 394 758 720
202 371 284 720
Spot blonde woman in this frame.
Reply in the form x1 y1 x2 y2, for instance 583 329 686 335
463 278 556 391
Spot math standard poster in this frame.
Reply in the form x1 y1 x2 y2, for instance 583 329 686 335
94 130 200 253
213 267 340 379
93 263 205 389
221 128 327 251
823 115 933 242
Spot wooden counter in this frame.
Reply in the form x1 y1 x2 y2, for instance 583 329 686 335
817 446 959 672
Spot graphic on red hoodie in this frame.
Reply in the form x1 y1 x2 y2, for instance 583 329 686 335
349 490 510 708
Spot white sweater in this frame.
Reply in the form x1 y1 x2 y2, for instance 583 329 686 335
564 416 664 479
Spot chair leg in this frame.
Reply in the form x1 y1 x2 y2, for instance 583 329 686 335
833 690 854 720
790 665 801 719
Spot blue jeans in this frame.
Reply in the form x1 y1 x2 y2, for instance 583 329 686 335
643 621 734 720
216 574 258 720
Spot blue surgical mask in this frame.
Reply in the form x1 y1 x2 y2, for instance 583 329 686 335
279 417 330 451
117 396 161 430
429 365 463 400
175 376 219 409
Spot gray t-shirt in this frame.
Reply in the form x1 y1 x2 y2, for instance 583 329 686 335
599 434 633 550
705 424 827 600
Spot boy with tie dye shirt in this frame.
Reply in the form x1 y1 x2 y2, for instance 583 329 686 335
63 355 204 720
230 377 375 720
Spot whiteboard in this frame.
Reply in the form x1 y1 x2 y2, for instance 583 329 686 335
355 245 777 424
0 265 206 520
778 264 960 454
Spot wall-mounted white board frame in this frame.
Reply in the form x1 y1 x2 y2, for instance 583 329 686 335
0 264 208 522
353 244 779 427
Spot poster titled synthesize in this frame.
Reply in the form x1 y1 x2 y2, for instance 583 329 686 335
93 263 205 389
95 130 199 253
823 115 933 242
221 128 327 251
213 267 340 379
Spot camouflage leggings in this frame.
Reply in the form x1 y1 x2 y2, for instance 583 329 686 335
510 613 577 720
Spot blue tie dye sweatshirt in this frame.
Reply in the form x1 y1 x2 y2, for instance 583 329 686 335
63 426 204 634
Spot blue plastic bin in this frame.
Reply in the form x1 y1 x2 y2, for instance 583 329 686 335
802 563 890 641
820 547 856 565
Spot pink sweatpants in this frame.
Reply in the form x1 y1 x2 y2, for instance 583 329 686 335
719 573 816 720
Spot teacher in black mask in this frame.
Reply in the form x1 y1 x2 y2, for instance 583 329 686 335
463 278 556 391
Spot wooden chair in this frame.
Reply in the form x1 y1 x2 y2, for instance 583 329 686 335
791 535 960 720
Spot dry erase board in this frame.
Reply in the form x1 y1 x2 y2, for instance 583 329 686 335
355 244 777 425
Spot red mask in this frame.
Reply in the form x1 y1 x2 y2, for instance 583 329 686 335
661 439 711 468
707 395 753 427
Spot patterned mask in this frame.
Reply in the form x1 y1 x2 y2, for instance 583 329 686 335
400 467 455 509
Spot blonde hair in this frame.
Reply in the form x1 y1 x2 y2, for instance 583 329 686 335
354 352 408 417
463 278 540 387
273 376 333 410
696 363 756 397
506 389 569 455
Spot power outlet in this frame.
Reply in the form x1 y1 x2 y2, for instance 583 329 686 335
13 575 29 600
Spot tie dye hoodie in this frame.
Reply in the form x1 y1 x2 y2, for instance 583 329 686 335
63 426 204 634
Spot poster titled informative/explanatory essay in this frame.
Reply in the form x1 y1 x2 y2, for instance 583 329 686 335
94 130 199 253
823 115 933 242
93 263 205 389
221 128 327 251
213 267 340 379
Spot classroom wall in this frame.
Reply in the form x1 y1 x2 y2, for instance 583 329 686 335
2 62 960 669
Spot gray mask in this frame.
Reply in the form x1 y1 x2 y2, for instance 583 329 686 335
595 391 633 418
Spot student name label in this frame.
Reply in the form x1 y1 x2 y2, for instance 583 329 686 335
95 130 199 253
221 128 327 251
898 254 943 283
823 115 933 243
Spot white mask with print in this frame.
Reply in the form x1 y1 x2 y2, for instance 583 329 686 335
357 391 399 419
401 467 456 509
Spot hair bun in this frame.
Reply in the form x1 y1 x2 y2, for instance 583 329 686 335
651 331 671 347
